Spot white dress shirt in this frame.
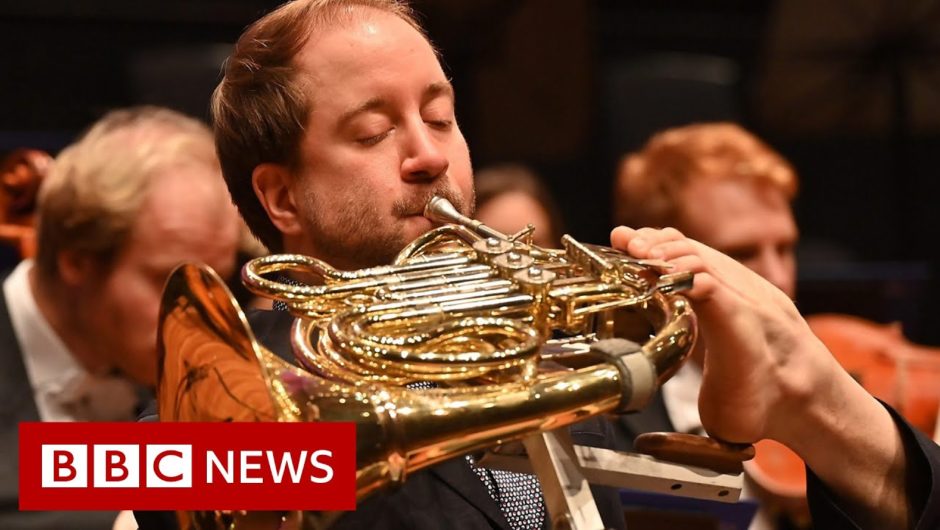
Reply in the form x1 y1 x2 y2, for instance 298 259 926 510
3 260 138 422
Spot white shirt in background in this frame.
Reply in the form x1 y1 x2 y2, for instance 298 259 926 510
3 260 138 422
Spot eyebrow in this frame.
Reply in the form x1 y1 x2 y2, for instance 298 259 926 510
337 81 456 129
422 81 455 105
337 97 387 130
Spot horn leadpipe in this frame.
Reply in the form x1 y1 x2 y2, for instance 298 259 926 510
424 196 509 242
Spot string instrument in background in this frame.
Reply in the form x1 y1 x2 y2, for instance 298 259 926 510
0 148 51 259
744 313 940 527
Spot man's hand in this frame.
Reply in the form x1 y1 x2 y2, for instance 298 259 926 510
610 226 918 528
611 225 834 444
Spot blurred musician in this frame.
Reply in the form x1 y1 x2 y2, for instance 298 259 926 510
1 107 240 529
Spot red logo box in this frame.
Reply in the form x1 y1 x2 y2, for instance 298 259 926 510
19 422 356 511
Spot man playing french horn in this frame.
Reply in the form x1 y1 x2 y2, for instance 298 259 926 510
144 0 940 529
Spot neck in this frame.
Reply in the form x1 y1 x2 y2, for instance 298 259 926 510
29 266 110 375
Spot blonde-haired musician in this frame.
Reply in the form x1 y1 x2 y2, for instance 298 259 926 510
1 106 241 529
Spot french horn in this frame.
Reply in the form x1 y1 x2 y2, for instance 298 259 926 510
157 196 698 529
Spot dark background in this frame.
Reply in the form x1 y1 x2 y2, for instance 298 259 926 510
3 0 940 342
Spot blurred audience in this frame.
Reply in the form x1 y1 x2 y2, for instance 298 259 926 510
612 122 800 530
0 106 241 529
474 163 565 247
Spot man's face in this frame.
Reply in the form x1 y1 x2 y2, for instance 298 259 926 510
679 178 798 299
290 10 474 270
79 165 240 386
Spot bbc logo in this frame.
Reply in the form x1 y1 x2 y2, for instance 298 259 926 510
40 444 192 488
20 422 356 511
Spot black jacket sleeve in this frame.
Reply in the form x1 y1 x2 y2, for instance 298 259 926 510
806 402 940 529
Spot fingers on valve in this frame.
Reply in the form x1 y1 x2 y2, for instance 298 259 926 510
611 226 689 260
647 239 697 261
610 226 639 248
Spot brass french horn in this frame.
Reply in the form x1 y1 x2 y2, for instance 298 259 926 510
157 196 697 528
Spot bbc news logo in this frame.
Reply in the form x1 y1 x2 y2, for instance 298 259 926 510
42 444 193 488
41 445 335 489
20 422 355 511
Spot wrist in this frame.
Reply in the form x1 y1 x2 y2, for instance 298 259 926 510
763 328 838 445
772 354 910 527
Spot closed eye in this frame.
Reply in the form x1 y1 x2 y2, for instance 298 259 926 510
357 129 393 146
426 119 453 131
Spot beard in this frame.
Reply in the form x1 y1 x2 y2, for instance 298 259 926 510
300 180 474 270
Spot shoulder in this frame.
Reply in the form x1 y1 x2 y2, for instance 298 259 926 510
245 309 294 363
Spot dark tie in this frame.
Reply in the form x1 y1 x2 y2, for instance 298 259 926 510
466 454 546 530
406 383 546 529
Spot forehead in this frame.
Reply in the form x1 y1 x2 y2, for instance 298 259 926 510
294 9 443 104
119 165 239 269
679 178 797 248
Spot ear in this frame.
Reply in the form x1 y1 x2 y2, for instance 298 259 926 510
252 163 304 237
56 249 98 288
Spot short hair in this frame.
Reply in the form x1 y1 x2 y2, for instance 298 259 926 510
211 0 425 253
475 163 566 243
613 122 798 229
36 106 218 280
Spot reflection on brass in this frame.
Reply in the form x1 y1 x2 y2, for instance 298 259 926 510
158 197 697 529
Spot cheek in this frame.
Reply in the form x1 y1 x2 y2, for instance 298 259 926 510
307 158 398 207
99 273 162 342
447 139 474 195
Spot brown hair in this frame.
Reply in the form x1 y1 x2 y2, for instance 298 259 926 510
613 122 798 229
475 164 566 243
211 0 425 253
36 106 218 280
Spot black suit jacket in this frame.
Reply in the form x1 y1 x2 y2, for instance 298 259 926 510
807 403 940 529
0 270 120 530
606 392 675 454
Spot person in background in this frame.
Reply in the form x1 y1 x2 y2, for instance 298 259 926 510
1 106 241 529
611 122 799 529
614 122 797 299
474 163 565 247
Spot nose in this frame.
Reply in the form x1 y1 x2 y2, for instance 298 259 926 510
400 119 449 182
752 247 796 299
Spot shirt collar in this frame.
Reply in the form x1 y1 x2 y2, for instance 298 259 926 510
3 259 85 393
4 260 142 421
